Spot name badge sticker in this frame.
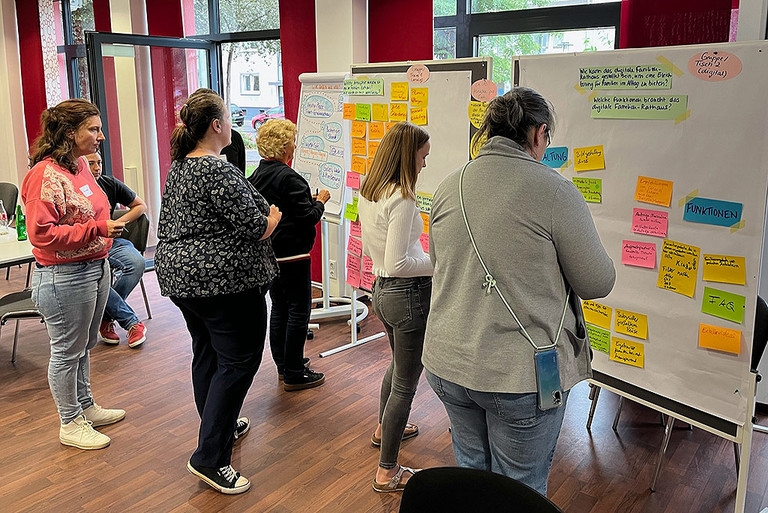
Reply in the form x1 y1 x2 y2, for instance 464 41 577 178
80 184 94 197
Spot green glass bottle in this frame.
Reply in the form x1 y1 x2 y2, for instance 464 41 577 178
16 204 27 241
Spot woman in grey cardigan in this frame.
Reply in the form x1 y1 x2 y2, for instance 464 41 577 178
422 88 615 495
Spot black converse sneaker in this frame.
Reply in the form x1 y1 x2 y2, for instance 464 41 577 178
234 417 250 442
187 460 251 494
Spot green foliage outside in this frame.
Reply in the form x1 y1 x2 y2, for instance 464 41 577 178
194 0 281 107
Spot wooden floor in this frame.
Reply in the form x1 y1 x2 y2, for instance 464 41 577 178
2 266 768 513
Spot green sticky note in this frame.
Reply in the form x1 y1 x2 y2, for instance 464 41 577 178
355 103 371 121
344 203 358 221
591 94 688 120
572 177 602 203
587 324 610 353
701 286 746 324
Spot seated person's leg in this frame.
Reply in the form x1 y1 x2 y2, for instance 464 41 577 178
108 238 146 300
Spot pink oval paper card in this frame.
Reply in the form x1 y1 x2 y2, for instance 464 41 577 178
407 64 430 84
688 50 742 81
471 79 498 102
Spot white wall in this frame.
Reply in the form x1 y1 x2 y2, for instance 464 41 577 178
0 2 30 186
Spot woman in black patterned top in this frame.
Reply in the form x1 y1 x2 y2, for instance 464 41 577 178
155 89 281 495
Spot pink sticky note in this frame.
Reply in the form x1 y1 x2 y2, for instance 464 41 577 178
346 268 361 288
363 255 373 274
350 220 362 237
361 272 376 290
347 252 362 272
346 171 361 189
631 208 668 238
347 236 362 257
622 240 656 269
419 232 429 253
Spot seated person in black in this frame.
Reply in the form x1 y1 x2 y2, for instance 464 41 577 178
86 151 148 348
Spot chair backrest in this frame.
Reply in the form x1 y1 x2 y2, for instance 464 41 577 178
112 208 150 254
752 295 768 372
399 467 564 513
0 182 19 222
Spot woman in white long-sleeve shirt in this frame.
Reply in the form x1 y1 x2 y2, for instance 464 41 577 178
358 121 432 493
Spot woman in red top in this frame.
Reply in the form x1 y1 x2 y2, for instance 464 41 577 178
22 99 127 450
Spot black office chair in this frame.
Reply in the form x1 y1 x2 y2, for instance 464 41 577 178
0 289 44 364
112 209 153 319
0 182 18 224
399 467 564 513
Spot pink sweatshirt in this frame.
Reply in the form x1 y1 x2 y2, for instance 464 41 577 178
21 156 112 266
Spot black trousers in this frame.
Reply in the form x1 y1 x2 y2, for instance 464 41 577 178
268 258 312 375
171 285 268 468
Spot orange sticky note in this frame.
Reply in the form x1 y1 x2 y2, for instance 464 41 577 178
372 104 389 122
635 176 674 207
343 103 356 120
351 156 366 174
410 107 428 126
421 212 430 234
391 82 409 101
411 87 428 107
369 122 385 140
385 122 398 132
390 103 407 122
368 140 380 157
350 120 367 138
351 138 367 156
699 323 741 355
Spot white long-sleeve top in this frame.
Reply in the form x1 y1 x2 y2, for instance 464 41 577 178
358 190 433 278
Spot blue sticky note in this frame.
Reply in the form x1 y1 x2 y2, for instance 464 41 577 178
683 197 742 227
542 146 568 169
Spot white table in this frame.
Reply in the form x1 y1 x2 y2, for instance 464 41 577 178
0 229 35 286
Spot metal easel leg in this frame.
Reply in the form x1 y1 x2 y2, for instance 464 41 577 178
612 396 624 432
586 385 601 430
650 415 675 492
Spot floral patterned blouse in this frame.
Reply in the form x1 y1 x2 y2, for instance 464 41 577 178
155 156 278 298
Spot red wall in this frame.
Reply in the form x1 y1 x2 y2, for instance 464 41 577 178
369 0 433 62
620 0 733 48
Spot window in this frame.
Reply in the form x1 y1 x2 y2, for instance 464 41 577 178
241 73 261 94
434 0 621 90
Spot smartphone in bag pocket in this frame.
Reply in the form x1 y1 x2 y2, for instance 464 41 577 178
534 348 563 410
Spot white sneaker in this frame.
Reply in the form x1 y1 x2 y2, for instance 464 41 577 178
82 403 126 427
60 415 111 450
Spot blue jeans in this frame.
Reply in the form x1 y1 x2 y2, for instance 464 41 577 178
31 259 110 424
372 276 431 470
425 370 569 495
104 238 144 329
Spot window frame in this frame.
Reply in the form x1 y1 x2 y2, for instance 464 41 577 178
434 2 622 59
240 72 261 95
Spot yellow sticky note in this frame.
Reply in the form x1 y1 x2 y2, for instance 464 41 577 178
610 337 645 368
468 101 487 129
573 145 605 172
635 176 674 207
372 103 389 122
411 87 428 107
390 103 407 122
421 212 429 234
582 300 612 330
385 122 398 132
410 107 428 126
343 103 356 120
369 122 385 140
614 309 648 339
391 82 409 101
368 140 380 157
350 120 367 138
657 239 700 298
702 254 746 285
351 156 367 174
351 138 367 156
699 323 741 355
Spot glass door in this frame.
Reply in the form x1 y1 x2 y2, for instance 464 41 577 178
86 32 218 235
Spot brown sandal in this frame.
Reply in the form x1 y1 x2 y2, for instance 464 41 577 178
372 465 420 493
371 423 419 447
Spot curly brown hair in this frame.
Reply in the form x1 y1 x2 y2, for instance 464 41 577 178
29 99 101 174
